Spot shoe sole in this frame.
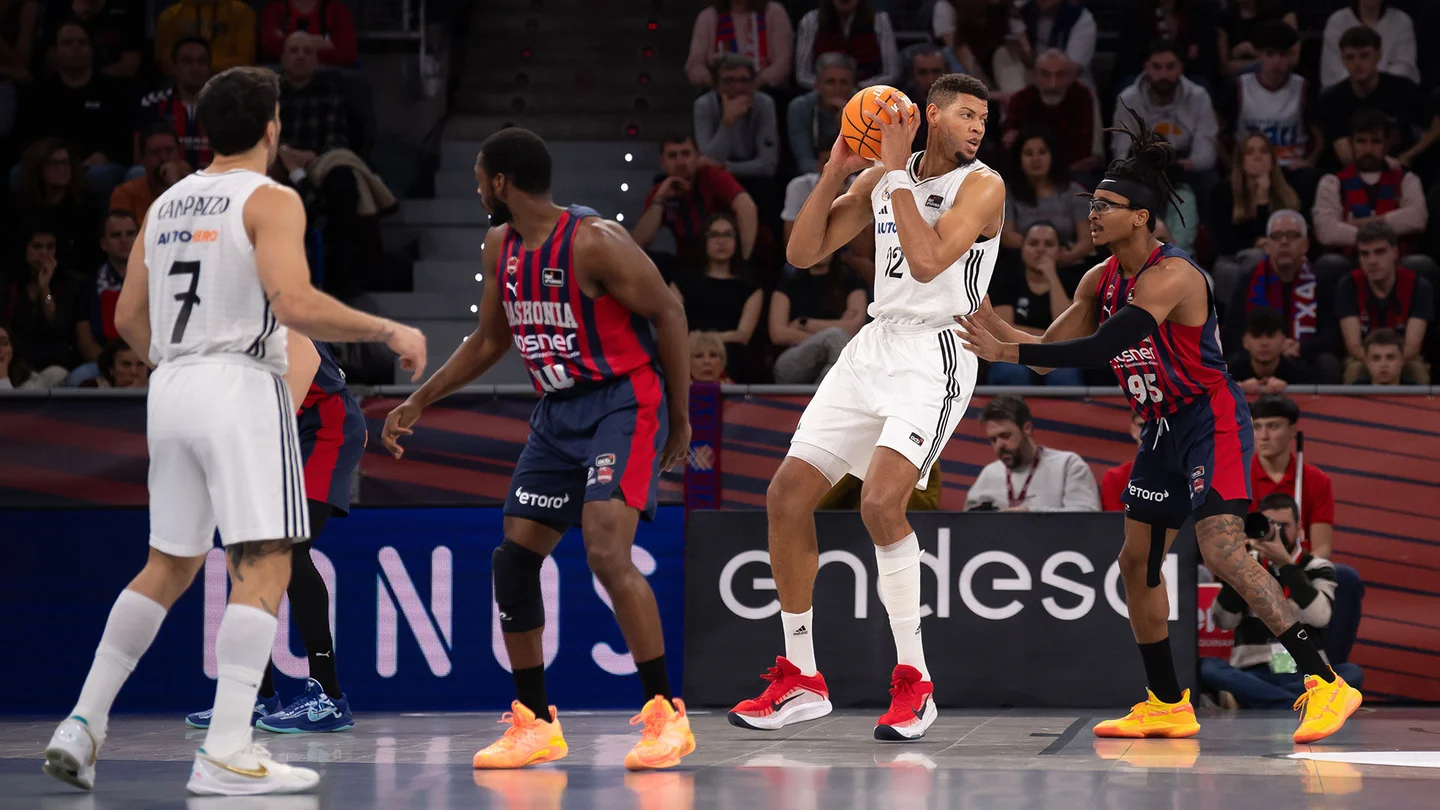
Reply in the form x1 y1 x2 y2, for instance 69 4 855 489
472 746 569 770
624 732 696 771
728 698 833 731
184 718 209 730
874 700 938 742
257 721 356 734
1293 688 1364 744
42 748 92 791
1093 724 1201 739
186 777 321 796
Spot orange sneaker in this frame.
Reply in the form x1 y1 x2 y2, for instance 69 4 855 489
1293 675 1363 744
1093 690 1201 739
623 696 696 771
472 702 568 769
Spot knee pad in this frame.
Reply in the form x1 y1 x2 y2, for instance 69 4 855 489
492 541 546 633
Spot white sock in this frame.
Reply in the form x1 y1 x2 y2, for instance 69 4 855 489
71 589 168 740
875 533 930 681
202 604 277 759
781 609 817 676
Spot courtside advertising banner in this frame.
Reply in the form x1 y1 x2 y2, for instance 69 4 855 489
3 507 685 713
684 511 1199 708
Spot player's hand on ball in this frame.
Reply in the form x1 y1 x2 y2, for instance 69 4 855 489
864 98 921 173
954 314 1016 364
381 400 422 459
385 322 428 382
827 132 875 177
660 418 691 473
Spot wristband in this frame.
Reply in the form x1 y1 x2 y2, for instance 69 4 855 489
884 170 913 193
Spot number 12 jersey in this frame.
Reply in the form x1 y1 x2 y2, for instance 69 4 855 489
143 169 288 374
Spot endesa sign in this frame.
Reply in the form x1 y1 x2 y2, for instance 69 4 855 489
684 511 1199 709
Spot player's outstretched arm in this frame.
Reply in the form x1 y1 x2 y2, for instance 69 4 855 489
382 226 513 459
282 334 322 411
580 219 692 471
892 169 1006 283
786 133 880 270
249 185 427 379
114 214 152 359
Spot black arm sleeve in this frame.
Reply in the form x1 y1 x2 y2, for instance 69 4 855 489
1016 305 1159 369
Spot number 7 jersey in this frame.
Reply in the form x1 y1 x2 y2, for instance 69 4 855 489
868 151 1002 325
143 169 288 374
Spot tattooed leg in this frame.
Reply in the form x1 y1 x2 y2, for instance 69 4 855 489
225 539 294 616
1195 513 1300 633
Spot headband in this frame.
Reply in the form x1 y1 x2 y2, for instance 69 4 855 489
1095 177 1162 214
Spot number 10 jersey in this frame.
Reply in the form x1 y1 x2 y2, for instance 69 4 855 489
144 168 288 374
868 151 1002 326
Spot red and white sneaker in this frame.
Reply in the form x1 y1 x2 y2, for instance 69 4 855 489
874 665 936 741
727 656 833 731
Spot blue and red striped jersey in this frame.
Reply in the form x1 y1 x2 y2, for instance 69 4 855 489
302 341 348 409
498 205 660 394
1097 243 1231 420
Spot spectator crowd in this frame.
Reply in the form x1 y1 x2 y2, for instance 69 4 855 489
1 0 387 390
664 0 1438 392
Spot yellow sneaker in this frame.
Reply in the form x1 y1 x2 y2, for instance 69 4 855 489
1093 690 1201 739
1293 675 1363 744
623 696 696 771
472 702 568 769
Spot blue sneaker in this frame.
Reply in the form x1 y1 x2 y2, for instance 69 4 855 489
256 678 355 733
184 693 282 729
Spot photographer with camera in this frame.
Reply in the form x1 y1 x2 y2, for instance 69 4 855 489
1199 493 1364 709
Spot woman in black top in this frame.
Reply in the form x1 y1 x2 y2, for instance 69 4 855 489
671 213 763 380
10 138 102 268
1210 132 1302 258
986 221 1084 386
4 227 79 372
768 251 867 383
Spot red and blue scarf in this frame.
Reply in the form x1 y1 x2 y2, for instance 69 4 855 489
1245 256 1318 346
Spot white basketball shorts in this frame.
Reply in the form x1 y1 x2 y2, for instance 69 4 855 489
789 320 977 489
146 357 310 557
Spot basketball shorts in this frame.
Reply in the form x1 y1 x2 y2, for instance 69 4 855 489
1123 381 1255 529
789 320 977 488
298 389 367 516
505 366 668 528
147 358 310 557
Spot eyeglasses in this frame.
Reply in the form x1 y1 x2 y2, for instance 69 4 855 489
1087 198 1145 216
707 230 736 240
1268 230 1304 242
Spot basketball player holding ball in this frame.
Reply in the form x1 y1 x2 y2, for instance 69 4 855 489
727 74 1004 741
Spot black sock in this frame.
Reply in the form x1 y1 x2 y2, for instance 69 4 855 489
289 532 342 698
636 655 673 707
1278 623 1335 682
512 665 549 719
258 661 277 700
1137 638 1183 704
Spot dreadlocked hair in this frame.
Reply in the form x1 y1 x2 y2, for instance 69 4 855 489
1102 101 1185 229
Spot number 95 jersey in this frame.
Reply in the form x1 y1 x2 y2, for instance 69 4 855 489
144 169 288 375
869 152 1003 325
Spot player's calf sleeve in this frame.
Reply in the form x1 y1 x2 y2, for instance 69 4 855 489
288 537 341 697
875 533 929 680
1146 523 1166 588
71 589 168 739
203 605 278 759
493 541 547 633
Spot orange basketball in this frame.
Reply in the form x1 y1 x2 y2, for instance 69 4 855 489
841 85 917 161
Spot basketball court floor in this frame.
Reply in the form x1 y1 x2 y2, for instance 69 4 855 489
3 707 1439 809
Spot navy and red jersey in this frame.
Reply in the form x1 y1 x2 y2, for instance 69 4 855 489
298 342 366 514
497 205 660 395
137 85 211 169
1097 243 1232 420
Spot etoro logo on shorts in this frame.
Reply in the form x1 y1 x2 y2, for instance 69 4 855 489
515 487 570 509
1127 482 1168 502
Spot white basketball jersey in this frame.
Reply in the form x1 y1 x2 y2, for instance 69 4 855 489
869 152 1003 324
144 169 287 375
1236 73 1308 166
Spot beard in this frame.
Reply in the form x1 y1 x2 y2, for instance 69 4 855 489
487 199 514 225
1356 154 1386 172
1150 78 1178 98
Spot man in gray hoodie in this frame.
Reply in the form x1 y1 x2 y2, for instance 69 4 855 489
1111 39 1219 175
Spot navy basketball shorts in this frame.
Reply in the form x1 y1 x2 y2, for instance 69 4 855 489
298 390 367 516
505 367 668 528
1123 381 1255 529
